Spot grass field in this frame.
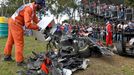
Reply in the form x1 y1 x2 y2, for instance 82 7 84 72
0 36 46 75
0 36 134 75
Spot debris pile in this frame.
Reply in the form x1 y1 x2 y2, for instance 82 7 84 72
17 49 89 75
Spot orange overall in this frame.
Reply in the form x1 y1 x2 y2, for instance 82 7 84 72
4 2 39 62
106 23 112 46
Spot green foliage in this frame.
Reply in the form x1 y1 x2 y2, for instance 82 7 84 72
46 0 78 20
0 0 79 18
0 0 23 17
7 0 23 16
125 0 134 7
62 20 69 23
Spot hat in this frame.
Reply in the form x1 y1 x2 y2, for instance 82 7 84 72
106 21 109 24
35 0 45 7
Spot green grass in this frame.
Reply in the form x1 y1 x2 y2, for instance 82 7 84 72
0 36 134 75
121 65 134 75
0 36 46 75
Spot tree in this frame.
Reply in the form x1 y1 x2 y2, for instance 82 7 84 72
0 0 23 17
0 0 34 17
125 0 134 7
0 0 79 19
0 0 8 16
46 0 79 23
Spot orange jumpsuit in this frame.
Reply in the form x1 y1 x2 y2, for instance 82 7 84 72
4 2 39 62
106 23 112 46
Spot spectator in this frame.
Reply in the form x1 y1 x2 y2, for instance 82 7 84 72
100 26 105 41
87 26 93 36
118 4 125 19
106 21 113 47
117 25 122 41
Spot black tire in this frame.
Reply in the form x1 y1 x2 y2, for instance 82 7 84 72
59 37 92 58
115 42 124 55
77 37 92 58
79 46 92 58
90 46 102 57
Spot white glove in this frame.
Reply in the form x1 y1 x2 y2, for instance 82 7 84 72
45 36 51 42
38 27 42 31
38 27 44 33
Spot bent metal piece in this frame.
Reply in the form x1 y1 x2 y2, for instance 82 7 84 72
17 50 89 75
88 37 114 56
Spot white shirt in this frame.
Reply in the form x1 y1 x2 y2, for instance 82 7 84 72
87 27 93 32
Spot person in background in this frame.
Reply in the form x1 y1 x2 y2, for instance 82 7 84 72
87 25 93 37
68 24 72 34
117 23 122 41
3 0 45 66
106 21 113 47
100 26 105 41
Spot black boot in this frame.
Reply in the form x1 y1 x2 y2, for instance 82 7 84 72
16 61 26 66
4 55 13 61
